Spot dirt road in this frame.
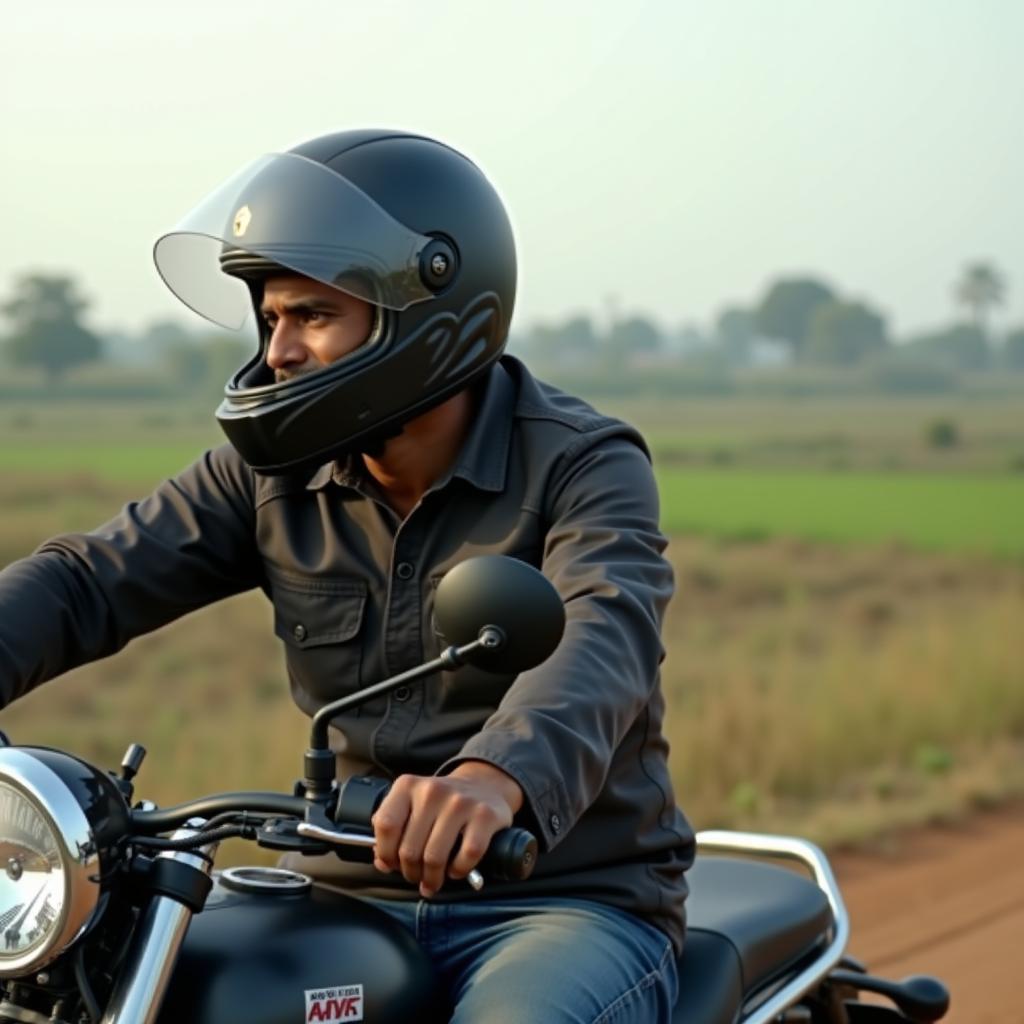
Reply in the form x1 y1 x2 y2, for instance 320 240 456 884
833 803 1024 1023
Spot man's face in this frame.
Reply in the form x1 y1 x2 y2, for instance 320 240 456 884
260 275 375 383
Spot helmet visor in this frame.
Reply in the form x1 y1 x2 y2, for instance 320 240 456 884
154 153 434 329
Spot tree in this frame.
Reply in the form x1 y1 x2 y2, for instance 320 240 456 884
141 319 196 354
803 300 889 366
954 262 1005 334
754 277 835 357
714 306 756 366
866 354 957 395
163 332 250 393
203 334 251 388
558 315 599 359
675 323 708 355
2 273 102 382
607 315 662 363
904 323 990 371
925 419 959 449
522 315 599 365
163 341 210 388
1001 327 1024 371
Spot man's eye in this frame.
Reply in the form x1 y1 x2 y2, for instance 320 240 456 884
301 311 323 323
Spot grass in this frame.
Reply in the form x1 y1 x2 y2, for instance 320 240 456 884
0 400 218 484
657 469 1024 557
661 536 1024 842
3 395 1024 559
3 457 1021 561
0 443 214 482
0 591 309 866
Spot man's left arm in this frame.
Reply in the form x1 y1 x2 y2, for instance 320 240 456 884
373 432 673 894
444 431 673 846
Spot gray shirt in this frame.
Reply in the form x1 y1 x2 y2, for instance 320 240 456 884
0 356 694 951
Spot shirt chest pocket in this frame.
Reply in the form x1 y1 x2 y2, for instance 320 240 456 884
269 571 369 704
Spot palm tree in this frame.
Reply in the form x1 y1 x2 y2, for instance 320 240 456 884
954 262 1006 334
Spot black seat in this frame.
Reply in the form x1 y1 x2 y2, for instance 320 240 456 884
672 856 833 1024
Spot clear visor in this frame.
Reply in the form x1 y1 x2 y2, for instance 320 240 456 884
154 152 434 329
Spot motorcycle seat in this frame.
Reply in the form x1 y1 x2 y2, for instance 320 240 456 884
672 856 833 1024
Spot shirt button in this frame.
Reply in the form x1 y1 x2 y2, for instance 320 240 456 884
393 686 411 703
292 623 307 642
396 561 415 581
549 814 561 834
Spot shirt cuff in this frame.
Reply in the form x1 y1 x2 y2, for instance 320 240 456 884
437 738 572 852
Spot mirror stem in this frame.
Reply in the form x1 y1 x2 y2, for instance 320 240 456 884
303 627 505 798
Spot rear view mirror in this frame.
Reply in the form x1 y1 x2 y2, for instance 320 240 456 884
434 556 565 674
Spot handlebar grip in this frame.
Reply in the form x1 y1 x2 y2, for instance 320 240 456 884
335 776 538 881
478 826 537 882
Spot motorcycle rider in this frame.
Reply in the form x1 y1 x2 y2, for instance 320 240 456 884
0 129 694 1022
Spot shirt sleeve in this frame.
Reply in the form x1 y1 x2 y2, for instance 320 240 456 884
439 429 674 852
0 444 260 707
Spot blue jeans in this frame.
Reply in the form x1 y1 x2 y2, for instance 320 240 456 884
362 895 678 1023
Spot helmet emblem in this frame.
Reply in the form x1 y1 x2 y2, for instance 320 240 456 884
232 205 252 238
430 253 449 277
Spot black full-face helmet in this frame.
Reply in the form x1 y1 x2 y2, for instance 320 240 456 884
154 129 517 474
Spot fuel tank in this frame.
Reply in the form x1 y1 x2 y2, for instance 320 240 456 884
158 867 444 1024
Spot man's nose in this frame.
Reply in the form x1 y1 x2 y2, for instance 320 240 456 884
265 320 307 370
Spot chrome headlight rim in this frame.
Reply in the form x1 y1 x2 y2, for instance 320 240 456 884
0 748 100 976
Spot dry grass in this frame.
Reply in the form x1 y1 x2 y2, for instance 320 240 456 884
663 536 1024 843
0 591 306 794
0 591 308 866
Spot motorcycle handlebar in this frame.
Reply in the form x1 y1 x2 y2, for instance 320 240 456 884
131 793 308 833
129 784 539 883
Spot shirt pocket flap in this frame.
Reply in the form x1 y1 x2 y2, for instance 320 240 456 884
269 572 368 649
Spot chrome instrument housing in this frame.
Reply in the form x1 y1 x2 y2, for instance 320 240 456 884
0 748 113 976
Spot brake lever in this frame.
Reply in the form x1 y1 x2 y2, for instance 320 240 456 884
295 821 485 891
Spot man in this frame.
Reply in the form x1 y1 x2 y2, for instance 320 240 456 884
0 130 694 1021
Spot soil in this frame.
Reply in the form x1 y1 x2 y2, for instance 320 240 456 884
832 802 1024 1023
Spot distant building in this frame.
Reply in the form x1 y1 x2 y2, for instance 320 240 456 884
747 338 791 368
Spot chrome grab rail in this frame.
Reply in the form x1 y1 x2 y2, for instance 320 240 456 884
695 829 850 1024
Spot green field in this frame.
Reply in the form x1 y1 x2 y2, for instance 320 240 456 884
2 397 1023 556
0 441 212 481
658 469 1024 557
2 445 1020 557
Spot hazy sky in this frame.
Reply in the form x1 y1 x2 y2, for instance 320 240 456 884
3 0 1022 340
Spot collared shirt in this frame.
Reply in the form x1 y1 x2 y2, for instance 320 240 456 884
0 356 694 951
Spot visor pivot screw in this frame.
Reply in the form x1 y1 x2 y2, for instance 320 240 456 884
6 857 23 881
420 240 457 290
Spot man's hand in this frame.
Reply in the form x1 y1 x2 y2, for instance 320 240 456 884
371 760 524 898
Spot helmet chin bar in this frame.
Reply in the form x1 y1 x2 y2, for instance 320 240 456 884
217 290 504 475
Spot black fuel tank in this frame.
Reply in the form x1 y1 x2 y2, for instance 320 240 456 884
158 867 444 1024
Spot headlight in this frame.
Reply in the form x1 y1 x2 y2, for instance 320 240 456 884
0 748 127 976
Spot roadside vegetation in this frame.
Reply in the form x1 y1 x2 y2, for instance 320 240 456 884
662 536 1024 845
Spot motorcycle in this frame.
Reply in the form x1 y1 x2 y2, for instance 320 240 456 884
0 555 949 1023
